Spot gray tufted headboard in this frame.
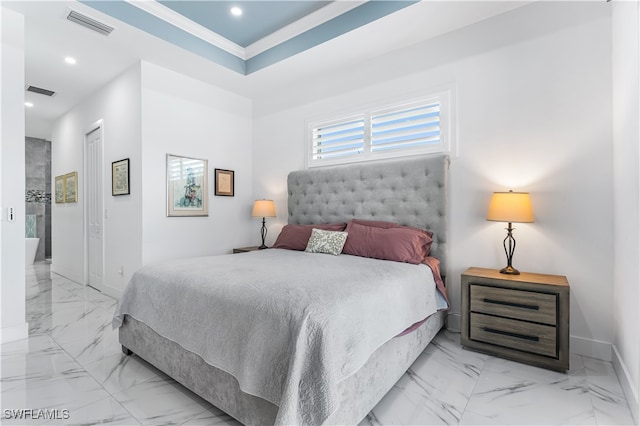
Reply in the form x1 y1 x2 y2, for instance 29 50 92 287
287 155 449 270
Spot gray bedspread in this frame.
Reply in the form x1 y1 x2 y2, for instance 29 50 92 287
113 249 439 425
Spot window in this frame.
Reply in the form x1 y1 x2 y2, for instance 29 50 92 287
310 115 366 160
307 91 451 167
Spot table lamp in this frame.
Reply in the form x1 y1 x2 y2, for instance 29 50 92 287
486 190 534 275
252 199 276 249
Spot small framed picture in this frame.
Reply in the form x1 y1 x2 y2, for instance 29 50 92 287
64 172 78 203
214 169 234 197
167 154 208 217
55 175 65 203
112 158 130 196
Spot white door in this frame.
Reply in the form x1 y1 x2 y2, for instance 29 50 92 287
86 126 104 291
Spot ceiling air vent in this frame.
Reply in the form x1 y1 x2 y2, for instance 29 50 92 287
66 10 114 36
26 86 56 97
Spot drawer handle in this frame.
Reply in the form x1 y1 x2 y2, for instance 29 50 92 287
483 298 539 311
483 327 540 342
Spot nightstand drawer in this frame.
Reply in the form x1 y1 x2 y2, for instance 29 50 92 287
470 284 557 325
233 246 261 254
461 268 569 371
470 313 557 358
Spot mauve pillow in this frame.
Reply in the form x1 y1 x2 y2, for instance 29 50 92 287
350 219 433 238
343 221 432 264
272 223 347 251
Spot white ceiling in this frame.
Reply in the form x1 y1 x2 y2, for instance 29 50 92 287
2 1 528 140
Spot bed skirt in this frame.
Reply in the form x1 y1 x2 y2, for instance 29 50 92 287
119 311 445 425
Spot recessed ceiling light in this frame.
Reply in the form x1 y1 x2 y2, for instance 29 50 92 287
230 6 242 17
25 102 34 108
64 56 77 65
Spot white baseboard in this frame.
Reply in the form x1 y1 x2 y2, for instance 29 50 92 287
449 317 613 362
570 335 612 361
1 322 29 344
99 283 123 300
446 312 461 333
50 263 84 285
446 315 635 422
612 344 639 425
50 269 123 301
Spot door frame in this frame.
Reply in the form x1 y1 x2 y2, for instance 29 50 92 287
83 119 105 290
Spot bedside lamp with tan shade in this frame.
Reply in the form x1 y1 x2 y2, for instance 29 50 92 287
486 190 534 275
252 199 276 249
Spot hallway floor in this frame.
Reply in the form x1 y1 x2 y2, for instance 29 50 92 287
0 262 636 425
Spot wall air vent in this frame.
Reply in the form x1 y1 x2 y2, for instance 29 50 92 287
66 10 114 36
26 86 56 97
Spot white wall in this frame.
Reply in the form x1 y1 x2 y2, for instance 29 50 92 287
253 2 614 358
140 62 254 264
52 62 258 296
52 61 254 296
25 116 53 141
0 6 28 343
612 0 640 422
52 65 143 295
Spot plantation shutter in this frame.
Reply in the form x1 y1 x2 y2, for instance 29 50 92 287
307 91 450 167
371 102 440 152
311 116 366 161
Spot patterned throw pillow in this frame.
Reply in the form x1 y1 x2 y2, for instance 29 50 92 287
305 228 348 256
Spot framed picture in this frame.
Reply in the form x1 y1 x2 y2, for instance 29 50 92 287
54 175 65 203
214 169 234 197
166 154 208 217
64 172 78 203
112 158 130 196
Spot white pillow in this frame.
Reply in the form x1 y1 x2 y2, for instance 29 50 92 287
305 228 348 256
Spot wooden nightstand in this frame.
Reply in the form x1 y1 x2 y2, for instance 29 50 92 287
232 246 262 254
461 267 570 372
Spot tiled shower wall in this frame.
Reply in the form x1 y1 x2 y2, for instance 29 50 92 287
25 137 51 261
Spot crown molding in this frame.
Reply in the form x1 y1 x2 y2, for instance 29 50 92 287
125 0 246 59
245 1 366 59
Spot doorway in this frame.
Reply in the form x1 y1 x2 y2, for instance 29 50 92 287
85 123 105 292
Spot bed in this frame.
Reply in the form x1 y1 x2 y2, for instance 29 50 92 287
114 154 449 425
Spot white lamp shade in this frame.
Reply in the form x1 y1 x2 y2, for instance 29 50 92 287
252 199 276 218
486 191 534 223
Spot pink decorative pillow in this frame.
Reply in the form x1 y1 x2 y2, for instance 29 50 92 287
350 219 433 238
343 221 432 264
272 223 347 251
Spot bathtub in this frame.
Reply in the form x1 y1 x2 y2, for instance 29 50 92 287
26 237 40 265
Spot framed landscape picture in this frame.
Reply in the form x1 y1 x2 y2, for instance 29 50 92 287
166 154 208 217
55 175 64 203
64 172 78 203
55 175 65 203
112 158 130 196
214 169 234 197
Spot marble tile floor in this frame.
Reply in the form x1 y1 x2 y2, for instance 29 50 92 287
0 262 635 425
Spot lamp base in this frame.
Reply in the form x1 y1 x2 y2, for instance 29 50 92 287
500 265 520 275
258 217 268 250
